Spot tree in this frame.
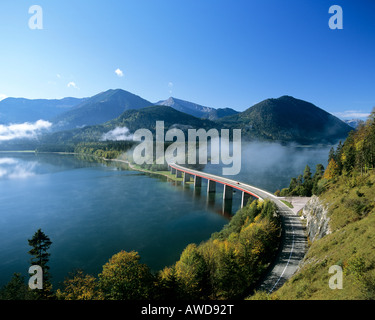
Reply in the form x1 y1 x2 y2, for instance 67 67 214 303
288 177 298 192
98 251 154 300
0 273 34 300
297 174 303 186
175 244 211 299
156 266 181 300
214 242 243 299
303 165 312 181
56 270 98 300
28 229 53 299
313 164 325 180
343 145 356 173
336 141 344 174
328 147 336 162
323 159 340 180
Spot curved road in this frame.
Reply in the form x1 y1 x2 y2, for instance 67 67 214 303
169 164 307 293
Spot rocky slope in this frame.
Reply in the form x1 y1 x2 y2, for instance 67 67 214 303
301 196 331 243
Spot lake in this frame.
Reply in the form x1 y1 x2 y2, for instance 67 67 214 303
0 142 331 288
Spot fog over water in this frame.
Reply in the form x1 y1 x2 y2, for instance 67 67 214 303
203 141 333 192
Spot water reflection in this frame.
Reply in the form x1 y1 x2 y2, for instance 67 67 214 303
0 157 38 180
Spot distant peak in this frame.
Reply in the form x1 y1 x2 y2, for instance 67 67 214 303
278 95 296 100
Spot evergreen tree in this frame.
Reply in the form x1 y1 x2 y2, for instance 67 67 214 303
28 229 53 299
313 164 325 180
328 147 336 162
0 273 34 300
303 165 312 181
156 266 181 300
343 145 356 173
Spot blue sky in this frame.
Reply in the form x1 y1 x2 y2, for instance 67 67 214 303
0 0 374 118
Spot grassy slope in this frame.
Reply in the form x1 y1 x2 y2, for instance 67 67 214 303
250 171 375 300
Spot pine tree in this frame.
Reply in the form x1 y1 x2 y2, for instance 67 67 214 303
28 229 53 299
328 147 336 162
313 164 325 180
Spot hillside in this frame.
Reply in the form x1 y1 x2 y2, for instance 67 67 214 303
41 105 217 144
0 97 85 124
203 107 239 120
52 89 153 130
219 95 352 144
250 110 375 300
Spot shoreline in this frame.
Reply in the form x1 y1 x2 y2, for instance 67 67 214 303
102 157 183 182
1 150 183 182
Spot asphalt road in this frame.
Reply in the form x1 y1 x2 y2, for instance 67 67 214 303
169 164 307 293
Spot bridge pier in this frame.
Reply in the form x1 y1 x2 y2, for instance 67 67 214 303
207 180 216 193
222 199 233 215
170 166 176 175
223 185 233 215
183 172 191 184
241 192 251 208
223 185 233 200
194 175 202 188
176 170 182 178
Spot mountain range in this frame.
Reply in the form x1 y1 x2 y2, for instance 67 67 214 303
0 97 85 124
0 89 353 146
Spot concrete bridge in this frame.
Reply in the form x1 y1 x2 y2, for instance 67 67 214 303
168 163 307 293
169 163 276 209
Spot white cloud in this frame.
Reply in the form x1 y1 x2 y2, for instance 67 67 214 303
0 158 17 165
0 94 7 101
333 110 371 119
115 68 124 77
56 74 61 79
0 120 52 141
100 127 133 141
67 81 79 89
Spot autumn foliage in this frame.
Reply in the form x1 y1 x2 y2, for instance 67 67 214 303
56 200 281 300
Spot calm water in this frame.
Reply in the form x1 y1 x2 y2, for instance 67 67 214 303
0 153 228 288
0 143 331 288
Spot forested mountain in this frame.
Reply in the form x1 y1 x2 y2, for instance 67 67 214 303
51 89 153 130
0 91 354 148
41 105 216 144
0 97 85 124
202 107 239 120
218 95 352 144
